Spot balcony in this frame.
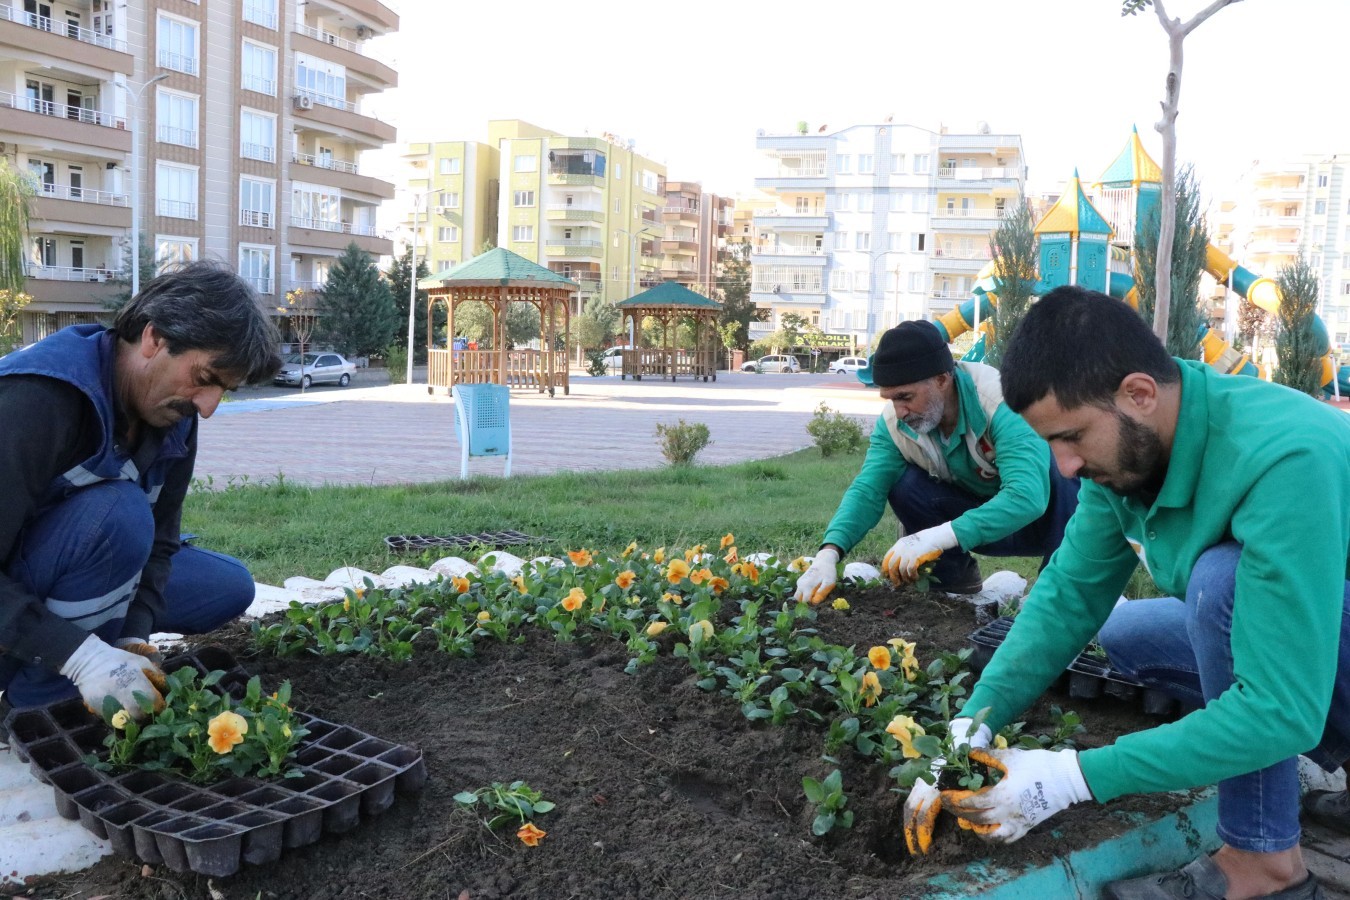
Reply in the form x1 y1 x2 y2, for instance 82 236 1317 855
664 205 699 222
288 215 391 255
242 74 276 97
306 0 399 32
932 207 1006 231
546 204 604 223
930 248 993 272
0 6 131 74
156 199 198 220
547 167 604 188
25 263 118 283
641 214 662 231
936 166 1021 183
545 239 603 259
661 238 699 254
291 152 394 199
293 24 397 89
0 91 130 154
157 49 199 77
755 165 829 191
31 184 130 229
292 91 395 146
158 125 198 149
239 209 274 228
751 247 827 265
241 142 276 163
749 287 826 306
755 212 829 231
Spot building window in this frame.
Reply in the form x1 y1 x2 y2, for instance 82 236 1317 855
1318 174 1329 188
794 196 812 213
513 190 535 207
614 198 621 214
911 233 926 251
855 232 871 251
156 14 198 76
836 193 851 211
155 162 197 219
240 110 276 162
242 0 278 29
642 170 659 192
292 182 341 230
295 53 346 108
890 232 904 250
154 235 197 274
436 191 460 209
511 225 534 242
859 154 875 174
241 41 277 96
438 157 461 175
514 154 537 173
891 193 906 212
238 244 274 294
155 89 197 148
913 193 929 213
835 231 848 250
831 270 851 292
239 177 274 228
1315 200 1328 215
892 154 906 174
837 154 852 174
858 192 873 212
908 272 925 292
913 154 931 174
437 225 459 242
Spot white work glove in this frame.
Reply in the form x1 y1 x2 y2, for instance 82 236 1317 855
883 522 959 585
792 548 840 606
114 637 164 668
941 747 1093 844
902 717 992 855
60 635 165 722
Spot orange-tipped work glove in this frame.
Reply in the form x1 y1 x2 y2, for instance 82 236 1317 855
940 747 1092 844
883 523 958 585
792 548 840 605
114 638 167 692
60 635 166 722
901 717 991 855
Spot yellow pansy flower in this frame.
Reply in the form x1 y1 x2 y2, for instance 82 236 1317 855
886 715 926 759
561 587 586 612
666 559 691 584
867 646 892 670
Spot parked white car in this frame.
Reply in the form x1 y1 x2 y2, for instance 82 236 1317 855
741 355 801 374
600 345 635 372
274 352 357 388
829 356 867 375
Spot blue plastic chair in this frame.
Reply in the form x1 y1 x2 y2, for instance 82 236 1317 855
452 383 512 479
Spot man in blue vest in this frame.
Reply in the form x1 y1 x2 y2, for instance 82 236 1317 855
0 262 281 724
930 286 1346 899
793 319 1078 604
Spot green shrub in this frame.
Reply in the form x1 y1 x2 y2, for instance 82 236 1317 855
655 419 711 466
806 402 864 457
586 350 608 377
385 344 408 385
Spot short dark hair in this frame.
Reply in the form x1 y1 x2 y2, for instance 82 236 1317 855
1000 285 1180 412
113 261 282 384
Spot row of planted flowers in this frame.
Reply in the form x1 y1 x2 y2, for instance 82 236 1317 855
252 537 1081 842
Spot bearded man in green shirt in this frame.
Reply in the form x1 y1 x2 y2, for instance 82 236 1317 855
921 285 1349 900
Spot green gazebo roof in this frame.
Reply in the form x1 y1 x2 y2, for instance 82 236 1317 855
417 247 578 290
615 280 722 310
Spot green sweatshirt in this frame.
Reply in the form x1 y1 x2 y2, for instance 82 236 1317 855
822 364 1052 554
965 360 1350 802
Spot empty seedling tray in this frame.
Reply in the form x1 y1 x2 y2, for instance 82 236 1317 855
2 647 426 877
384 530 549 553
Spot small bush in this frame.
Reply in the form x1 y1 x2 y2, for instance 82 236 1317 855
806 402 864 457
656 419 712 466
586 350 608 377
384 344 408 385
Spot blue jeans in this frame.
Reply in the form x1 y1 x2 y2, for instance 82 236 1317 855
887 462 1080 585
2 480 254 708
1098 543 1350 853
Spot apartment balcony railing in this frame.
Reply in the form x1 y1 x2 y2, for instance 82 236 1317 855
641 215 662 230
296 88 356 114
293 152 360 174
933 248 993 260
548 239 602 248
936 166 1019 180
771 209 827 217
0 90 123 128
157 199 197 219
158 125 197 148
243 1 279 29
35 182 127 206
25 263 118 282
0 5 128 52
241 74 276 96
241 142 276 162
287 280 326 294
290 215 379 237
764 166 826 178
296 23 363 55
663 205 699 215
930 288 969 300
933 207 1008 220
239 209 274 228
157 49 199 76
756 246 825 256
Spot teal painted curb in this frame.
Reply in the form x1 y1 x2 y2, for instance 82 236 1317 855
922 788 1220 899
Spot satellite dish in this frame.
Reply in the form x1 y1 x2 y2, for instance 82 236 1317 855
977 121 991 134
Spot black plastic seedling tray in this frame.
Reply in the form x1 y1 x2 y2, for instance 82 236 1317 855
384 530 549 553
967 616 1178 717
2 647 426 876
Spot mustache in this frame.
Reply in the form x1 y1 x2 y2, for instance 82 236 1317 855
166 399 197 418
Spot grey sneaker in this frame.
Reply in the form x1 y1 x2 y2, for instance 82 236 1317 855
1103 855 1323 900
1304 789 1350 834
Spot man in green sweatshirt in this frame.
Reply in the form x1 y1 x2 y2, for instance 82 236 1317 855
927 285 1348 900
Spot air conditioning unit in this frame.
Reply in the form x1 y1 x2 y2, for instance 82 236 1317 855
356 24 367 38
293 95 313 110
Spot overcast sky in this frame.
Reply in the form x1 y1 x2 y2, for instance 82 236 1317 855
362 0 1347 211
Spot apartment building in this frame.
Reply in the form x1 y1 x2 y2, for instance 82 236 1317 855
659 180 732 297
400 140 497 275
750 122 1025 349
484 119 667 312
3 0 398 344
1213 154 1350 348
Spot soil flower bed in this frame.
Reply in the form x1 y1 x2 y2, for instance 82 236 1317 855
21 547 1186 900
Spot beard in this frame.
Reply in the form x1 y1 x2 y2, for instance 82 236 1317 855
904 397 945 435
1084 411 1166 498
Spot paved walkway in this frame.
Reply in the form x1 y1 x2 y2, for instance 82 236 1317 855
196 370 881 486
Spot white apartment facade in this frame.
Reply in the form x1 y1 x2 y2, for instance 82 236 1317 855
750 122 1025 349
1213 154 1350 349
4 0 398 344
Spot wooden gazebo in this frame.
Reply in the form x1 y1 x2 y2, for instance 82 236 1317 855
421 248 576 397
614 281 722 382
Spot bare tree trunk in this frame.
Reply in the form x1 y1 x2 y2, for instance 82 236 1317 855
1147 0 1241 343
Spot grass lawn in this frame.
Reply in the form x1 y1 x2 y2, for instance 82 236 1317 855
184 447 1156 596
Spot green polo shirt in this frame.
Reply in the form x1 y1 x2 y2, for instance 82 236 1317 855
965 360 1350 803
821 365 1052 554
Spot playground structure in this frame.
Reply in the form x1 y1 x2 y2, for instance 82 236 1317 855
932 129 1350 396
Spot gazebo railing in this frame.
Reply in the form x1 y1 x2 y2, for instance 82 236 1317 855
429 348 561 391
619 348 718 381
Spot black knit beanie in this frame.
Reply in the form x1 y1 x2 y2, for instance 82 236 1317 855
866 320 954 387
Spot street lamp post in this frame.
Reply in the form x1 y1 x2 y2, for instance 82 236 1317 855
405 192 423 386
120 72 169 298
861 248 904 347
